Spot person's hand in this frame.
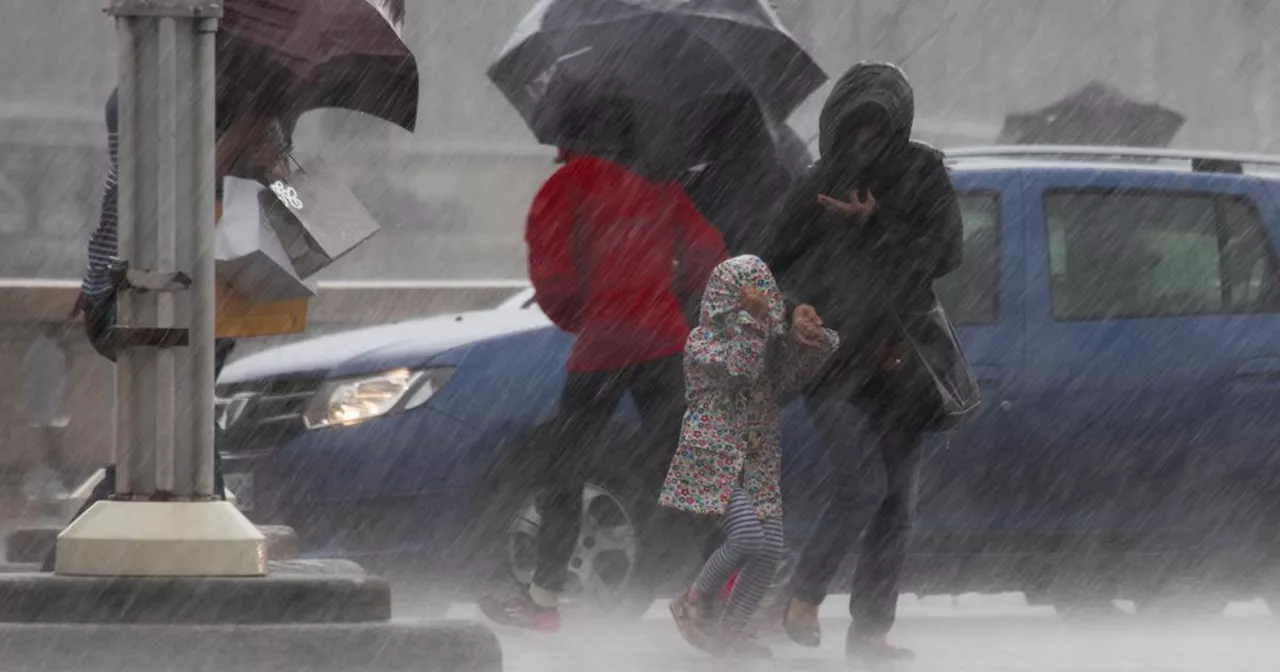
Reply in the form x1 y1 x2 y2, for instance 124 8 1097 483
740 287 771 325
789 303 826 348
818 189 877 219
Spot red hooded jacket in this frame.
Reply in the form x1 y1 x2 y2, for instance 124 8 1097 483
527 155 729 372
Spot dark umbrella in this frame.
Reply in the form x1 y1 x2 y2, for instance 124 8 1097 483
488 0 826 153
217 0 419 132
999 82 1185 148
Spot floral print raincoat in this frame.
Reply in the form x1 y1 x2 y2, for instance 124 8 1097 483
659 255 838 519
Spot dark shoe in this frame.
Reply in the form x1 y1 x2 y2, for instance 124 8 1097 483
669 588 716 653
847 630 915 665
478 584 561 633
783 598 822 648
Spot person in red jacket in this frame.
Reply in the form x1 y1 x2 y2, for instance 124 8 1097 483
481 108 729 632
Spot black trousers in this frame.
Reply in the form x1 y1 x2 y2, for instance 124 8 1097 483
790 385 928 638
532 355 685 594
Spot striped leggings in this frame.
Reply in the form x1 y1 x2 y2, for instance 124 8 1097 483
693 488 785 633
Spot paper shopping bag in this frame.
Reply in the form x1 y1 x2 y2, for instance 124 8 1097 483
216 177 318 303
259 156 381 279
214 181 310 339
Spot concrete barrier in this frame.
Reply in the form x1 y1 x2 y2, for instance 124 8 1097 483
0 620 503 672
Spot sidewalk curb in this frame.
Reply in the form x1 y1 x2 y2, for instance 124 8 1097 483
0 620 503 672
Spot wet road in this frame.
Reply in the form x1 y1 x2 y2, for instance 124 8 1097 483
426 594 1279 672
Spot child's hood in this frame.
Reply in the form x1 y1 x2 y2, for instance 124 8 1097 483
700 255 787 335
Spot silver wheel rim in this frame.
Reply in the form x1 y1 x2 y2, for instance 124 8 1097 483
507 482 640 612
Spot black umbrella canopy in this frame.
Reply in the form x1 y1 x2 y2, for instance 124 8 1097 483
999 82 1186 148
489 0 827 155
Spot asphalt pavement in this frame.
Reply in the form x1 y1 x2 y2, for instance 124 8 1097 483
416 594 1280 672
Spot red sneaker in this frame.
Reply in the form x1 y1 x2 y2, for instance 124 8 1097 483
478 586 562 633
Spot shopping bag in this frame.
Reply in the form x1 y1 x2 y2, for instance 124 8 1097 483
259 156 381 279
214 181 310 339
215 281 309 338
215 177 317 302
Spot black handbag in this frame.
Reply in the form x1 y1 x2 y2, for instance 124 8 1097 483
892 299 981 432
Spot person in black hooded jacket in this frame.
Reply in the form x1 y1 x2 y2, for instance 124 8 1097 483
762 62 963 663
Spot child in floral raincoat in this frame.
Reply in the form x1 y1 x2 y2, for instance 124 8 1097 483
659 255 838 657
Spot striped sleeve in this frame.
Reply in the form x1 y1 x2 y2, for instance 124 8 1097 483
81 129 118 298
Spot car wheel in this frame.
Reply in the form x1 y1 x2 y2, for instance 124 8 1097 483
504 475 656 619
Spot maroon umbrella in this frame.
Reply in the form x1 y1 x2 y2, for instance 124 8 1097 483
216 0 419 132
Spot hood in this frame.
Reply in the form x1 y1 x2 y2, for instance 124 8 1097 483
699 255 786 336
818 62 914 165
218 306 551 385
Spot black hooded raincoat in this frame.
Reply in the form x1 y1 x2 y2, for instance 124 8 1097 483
764 63 963 402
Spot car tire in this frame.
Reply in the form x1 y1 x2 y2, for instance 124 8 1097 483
499 468 659 619
469 426 664 620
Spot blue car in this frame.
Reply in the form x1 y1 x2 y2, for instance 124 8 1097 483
217 147 1280 617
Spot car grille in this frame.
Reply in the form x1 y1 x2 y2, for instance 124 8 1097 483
216 378 323 453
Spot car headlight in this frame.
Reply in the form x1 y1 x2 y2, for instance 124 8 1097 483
302 366 456 430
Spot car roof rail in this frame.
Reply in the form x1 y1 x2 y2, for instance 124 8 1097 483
944 145 1280 175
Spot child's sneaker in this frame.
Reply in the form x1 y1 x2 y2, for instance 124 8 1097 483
478 584 562 633
669 587 715 652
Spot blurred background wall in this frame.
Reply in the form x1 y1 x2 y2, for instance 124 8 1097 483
0 0 1275 479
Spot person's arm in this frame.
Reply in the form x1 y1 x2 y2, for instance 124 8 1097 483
777 326 840 393
525 168 583 332
912 155 964 280
685 313 771 386
889 153 964 313
672 188 730 306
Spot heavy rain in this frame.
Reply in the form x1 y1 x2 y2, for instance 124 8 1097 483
0 1 1279 671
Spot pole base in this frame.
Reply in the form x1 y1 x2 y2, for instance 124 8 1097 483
0 572 390 624
0 619 501 672
55 500 265 576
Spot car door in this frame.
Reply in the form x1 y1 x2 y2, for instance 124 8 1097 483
1213 184 1280 541
912 170 1027 547
1016 169 1270 541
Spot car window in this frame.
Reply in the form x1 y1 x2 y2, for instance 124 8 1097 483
936 193 1002 326
1044 190 1280 321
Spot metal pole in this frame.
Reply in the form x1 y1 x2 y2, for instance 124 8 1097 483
192 15 219 498
154 15 179 495
110 0 223 502
56 0 264 577
113 15 138 497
